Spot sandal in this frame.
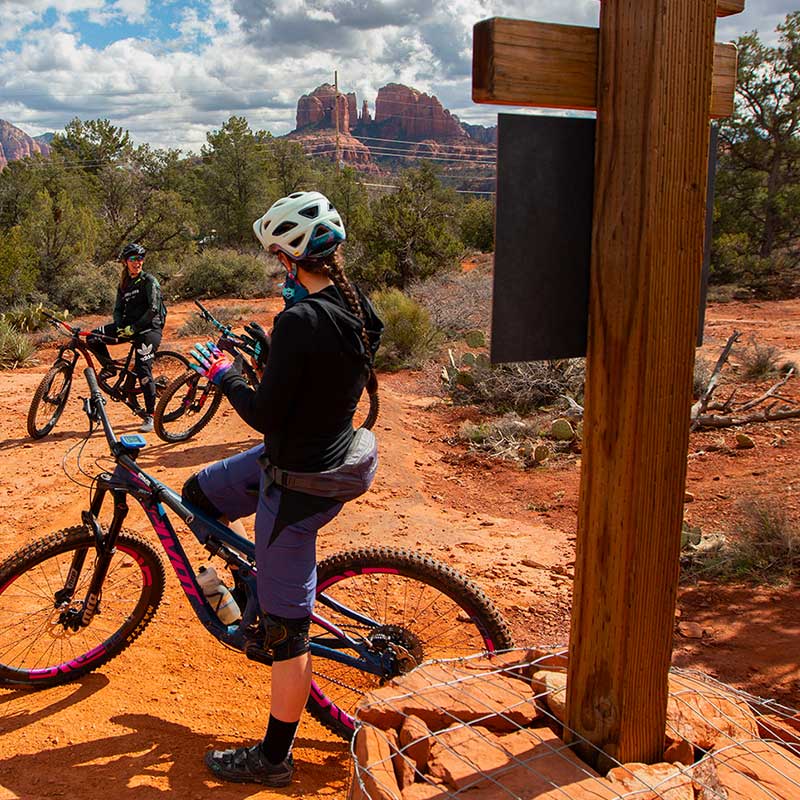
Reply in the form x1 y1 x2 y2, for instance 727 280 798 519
204 744 294 786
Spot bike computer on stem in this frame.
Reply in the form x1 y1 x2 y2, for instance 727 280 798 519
120 434 147 450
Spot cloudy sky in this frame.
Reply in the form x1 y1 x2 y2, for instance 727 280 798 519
0 0 795 153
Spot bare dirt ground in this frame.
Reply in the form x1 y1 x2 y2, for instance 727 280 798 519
0 296 798 799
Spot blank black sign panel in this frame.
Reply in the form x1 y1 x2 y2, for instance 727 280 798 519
491 115 715 363
491 114 595 363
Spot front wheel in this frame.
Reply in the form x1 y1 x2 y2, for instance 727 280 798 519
27 359 73 439
0 527 165 687
152 350 191 398
153 370 223 443
307 547 514 739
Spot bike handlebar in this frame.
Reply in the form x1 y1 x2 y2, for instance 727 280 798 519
192 300 259 358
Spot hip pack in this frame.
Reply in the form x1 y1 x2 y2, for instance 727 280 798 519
260 428 378 502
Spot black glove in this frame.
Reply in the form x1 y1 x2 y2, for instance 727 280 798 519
244 321 270 369
215 336 238 357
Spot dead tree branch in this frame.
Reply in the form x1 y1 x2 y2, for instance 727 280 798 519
690 330 741 429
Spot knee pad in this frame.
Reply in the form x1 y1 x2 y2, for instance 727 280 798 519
262 613 311 662
182 474 223 519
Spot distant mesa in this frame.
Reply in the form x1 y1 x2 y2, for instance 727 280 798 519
0 120 52 171
291 82 497 167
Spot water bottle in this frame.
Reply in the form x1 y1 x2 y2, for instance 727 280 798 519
197 565 241 624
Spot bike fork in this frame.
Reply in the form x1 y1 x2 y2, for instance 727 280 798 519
65 480 130 627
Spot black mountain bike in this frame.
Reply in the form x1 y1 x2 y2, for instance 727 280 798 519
0 366 514 739
153 301 262 443
26 311 189 440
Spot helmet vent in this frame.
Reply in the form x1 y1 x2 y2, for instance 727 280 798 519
273 221 298 236
298 205 319 219
289 234 304 248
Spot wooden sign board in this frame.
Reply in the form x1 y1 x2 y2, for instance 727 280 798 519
491 115 716 363
473 18 738 118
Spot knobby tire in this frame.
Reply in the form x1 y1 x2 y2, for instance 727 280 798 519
0 527 165 687
26 359 73 440
306 546 514 739
153 370 223 443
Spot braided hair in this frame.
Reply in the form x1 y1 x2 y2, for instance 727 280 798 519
299 249 373 366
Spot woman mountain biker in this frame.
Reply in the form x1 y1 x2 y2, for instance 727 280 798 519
86 242 167 433
183 191 383 787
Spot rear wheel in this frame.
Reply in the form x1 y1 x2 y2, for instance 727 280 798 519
307 547 514 739
0 527 165 687
153 370 223 443
27 359 73 439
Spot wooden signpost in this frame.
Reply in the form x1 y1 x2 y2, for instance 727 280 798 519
473 0 744 770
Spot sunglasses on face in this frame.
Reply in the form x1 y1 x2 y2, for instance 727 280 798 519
126 256 144 263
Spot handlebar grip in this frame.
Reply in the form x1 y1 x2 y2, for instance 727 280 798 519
85 367 102 396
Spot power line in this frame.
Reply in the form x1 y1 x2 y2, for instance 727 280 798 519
352 134 496 153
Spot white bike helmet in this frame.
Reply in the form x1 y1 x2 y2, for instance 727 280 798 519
253 191 346 260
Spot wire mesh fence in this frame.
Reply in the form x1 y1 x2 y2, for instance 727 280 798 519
349 647 800 799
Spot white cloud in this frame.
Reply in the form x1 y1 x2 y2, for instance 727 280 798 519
0 0 795 150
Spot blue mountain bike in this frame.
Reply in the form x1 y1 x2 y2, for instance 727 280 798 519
0 368 513 739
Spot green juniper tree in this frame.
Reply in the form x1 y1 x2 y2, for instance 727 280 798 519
359 163 462 289
713 12 800 292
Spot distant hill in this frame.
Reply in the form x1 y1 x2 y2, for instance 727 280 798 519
0 120 52 170
290 83 496 170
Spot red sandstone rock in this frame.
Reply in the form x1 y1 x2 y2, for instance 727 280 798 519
346 92 357 129
401 782 448 799
706 739 800 799
757 712 800 757
606 762 693 799
287 131 375 168
356 662 540 733
0 120 51 171
398 715 432 772
361 100 372 125
374 84 463 140
351 725 402 800
531 669 567 723
663 738 695 766
427 724 603 795
296 84 351 131
667 673 759 749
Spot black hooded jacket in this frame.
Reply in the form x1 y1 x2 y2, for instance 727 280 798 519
219 284 383 472
113 272 166 332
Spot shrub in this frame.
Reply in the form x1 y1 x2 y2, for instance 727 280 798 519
730 499 800 578
739 338 780 381
177 304 257 338
371 288 440 371
693 355 712 398
459 199 495 252
408 261 493 338
445 353 585 415
0 319 36 367
682 499 800 583
48 261 118 315
457 413 543 464
171 249 272 299
0 302 60 333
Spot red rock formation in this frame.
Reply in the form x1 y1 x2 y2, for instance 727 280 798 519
361 100 371 125
0 119 51 170
295 84 351 131
287 131 378 171
374 84 463 140
346 92 357 130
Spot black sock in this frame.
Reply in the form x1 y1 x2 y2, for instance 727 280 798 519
261 715 299 764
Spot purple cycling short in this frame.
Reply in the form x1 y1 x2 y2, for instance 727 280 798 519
197 444 342 618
